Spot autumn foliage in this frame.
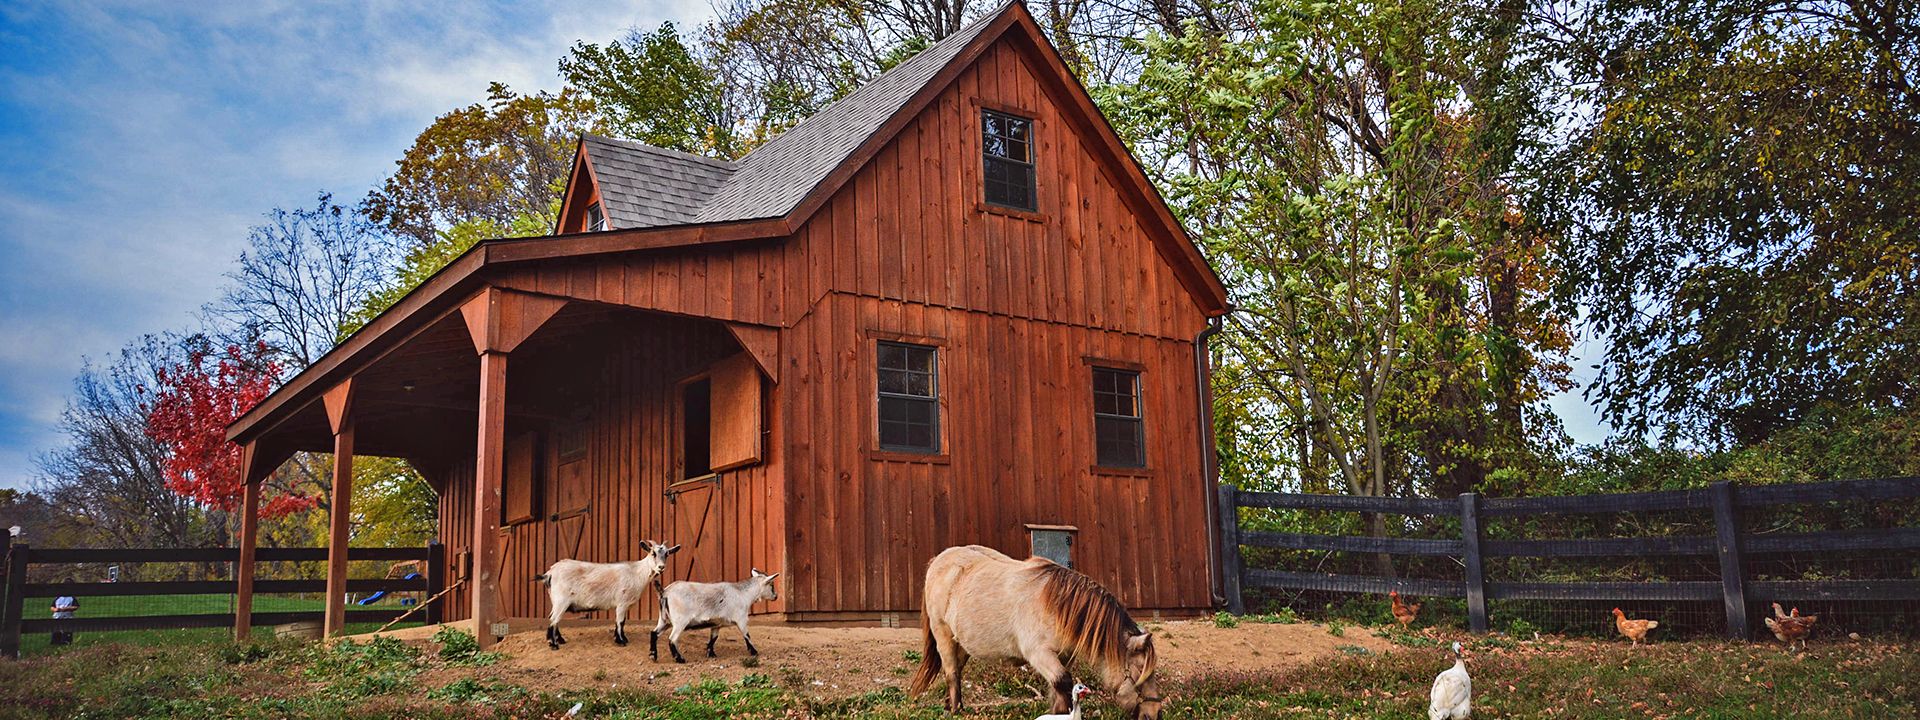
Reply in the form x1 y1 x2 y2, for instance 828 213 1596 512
145 341 315 518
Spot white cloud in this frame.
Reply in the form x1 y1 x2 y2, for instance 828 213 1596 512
0 0 715 489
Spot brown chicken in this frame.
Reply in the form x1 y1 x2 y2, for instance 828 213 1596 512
1389 591 1422 629
1612 608 1659 646
1765 602 1818 651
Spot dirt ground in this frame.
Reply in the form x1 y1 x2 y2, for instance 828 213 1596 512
366 616 1392 702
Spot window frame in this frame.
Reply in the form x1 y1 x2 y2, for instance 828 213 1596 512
980 108 1038 213
1090 365 1148 470
875 340 943 455
586 202 607 232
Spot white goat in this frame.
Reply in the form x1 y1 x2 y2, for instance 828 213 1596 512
535 540 680 650
650 568 779 663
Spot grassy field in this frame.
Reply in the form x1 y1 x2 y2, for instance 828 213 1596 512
1 628 1914 719
12 593 420 657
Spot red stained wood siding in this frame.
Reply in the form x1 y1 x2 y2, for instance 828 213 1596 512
436 315 787 622
441 34 1213 621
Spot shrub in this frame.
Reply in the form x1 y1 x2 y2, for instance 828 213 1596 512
1212 611 1240 629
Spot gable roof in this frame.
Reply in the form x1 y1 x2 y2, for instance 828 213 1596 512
570 8 1001 228
579 135 735 229
230 1 1227 445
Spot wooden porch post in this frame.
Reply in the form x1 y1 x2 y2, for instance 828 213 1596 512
473 351 508 646
322 380 356 637
235 440 290 641
459 288 566 648
234 443 263 641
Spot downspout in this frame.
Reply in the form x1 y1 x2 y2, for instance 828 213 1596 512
1193 313 1226 607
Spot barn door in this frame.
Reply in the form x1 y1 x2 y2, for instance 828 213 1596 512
671 481 721 581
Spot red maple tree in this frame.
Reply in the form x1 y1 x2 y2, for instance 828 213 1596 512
145 341 316 518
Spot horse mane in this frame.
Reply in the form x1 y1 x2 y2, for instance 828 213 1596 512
1033 560 1149 682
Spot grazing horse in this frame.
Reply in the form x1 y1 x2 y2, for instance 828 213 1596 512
910 545 1163 719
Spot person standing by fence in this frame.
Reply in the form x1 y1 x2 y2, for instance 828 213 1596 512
49 595 76 646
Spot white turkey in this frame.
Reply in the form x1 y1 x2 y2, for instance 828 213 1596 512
1428 641 1471 720
1035 683 1093 720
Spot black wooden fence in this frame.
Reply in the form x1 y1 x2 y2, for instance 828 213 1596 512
1 542 443 659
1217 477 1920 638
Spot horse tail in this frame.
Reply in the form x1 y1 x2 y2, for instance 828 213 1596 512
908 622 942 696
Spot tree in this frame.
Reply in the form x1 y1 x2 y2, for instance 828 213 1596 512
1543 0 1920 443
143 339 315 519
33 335 211 551
362 83 597 248
1098 0 1572 517
560 23 742 158
205 193 395 368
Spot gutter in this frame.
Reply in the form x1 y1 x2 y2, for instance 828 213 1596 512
1193 313 1226 606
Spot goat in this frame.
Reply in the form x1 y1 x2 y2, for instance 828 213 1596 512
534 540 680 650
650 568 779 663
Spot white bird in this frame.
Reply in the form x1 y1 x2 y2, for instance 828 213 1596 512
1036 683 1094 720
1428 641 1471 720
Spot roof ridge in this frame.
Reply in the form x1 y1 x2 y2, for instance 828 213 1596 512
727 2 1012 165
582 133 738 170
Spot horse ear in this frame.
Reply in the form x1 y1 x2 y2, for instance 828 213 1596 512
1128 632 1153 653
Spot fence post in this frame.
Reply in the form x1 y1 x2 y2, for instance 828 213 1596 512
1216 485 1245 614
2 543 27 659
1458 494 1488 633
1710 481 1750 640
425 540 446 626
0 532 10 633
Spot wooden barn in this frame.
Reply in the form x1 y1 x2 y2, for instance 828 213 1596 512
225 1 1229 647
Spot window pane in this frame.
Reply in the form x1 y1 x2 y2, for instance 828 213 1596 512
878 369 908 396
878 344 939 452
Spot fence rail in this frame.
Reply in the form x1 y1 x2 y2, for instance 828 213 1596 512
1218 477 1920 637
1 542 442 659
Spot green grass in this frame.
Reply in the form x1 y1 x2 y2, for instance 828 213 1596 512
1 633 1914 718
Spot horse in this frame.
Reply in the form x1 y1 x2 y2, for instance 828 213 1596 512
910 545 1163 719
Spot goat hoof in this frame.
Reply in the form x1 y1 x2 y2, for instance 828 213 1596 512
615 637 628 646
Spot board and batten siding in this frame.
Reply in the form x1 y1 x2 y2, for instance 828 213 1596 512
436 315 787 623
774 36 1215 615
444 33 1215 620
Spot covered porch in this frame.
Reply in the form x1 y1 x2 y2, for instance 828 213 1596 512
230 285 779 648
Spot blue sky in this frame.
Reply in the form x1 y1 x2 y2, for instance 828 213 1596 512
0 1 709 490
0 1 1613 491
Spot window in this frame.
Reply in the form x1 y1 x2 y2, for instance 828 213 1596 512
586 202 606 232
981 109 1036 211
681 378 712 479
877 342 940 453
1092 368 1144 467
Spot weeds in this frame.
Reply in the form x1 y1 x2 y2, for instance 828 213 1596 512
1212 611 1240 628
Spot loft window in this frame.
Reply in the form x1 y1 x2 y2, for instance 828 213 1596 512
586 202 606 232
1092 368 1144 467
682 378 712 479
877 342 940 453
981 109 1036 211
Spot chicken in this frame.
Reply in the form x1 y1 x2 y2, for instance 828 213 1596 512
1035 683 1093 720
1391 591 1423 630
1428 641 1471 720
1765 602 1818 651
1612 608 1659 646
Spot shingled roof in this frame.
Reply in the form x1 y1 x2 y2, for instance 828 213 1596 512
579 135 735 229
576 5 1003 228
